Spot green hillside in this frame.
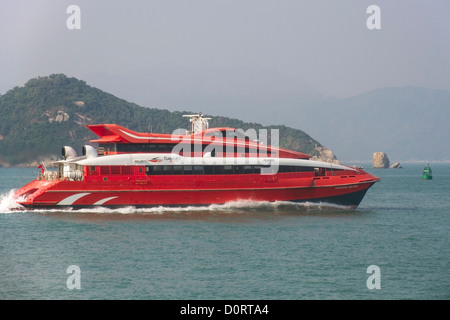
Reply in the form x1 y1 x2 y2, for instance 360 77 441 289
0 74 325 166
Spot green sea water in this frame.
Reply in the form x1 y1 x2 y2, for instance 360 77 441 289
1 164 449 300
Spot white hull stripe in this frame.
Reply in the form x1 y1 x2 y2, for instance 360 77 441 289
119 129 150 140
57 193 91 205
94 196 118 205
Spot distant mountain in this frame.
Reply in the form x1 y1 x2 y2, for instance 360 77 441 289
207 86 450 162
289 86 450 161
0 74 326 166
84 65 450 161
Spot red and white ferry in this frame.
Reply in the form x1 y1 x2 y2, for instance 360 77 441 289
12 113 379 210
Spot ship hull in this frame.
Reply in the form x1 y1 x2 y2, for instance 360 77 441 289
14 176 377 210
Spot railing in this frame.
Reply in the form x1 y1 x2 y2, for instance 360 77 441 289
38 170 58 181
38 170 84 181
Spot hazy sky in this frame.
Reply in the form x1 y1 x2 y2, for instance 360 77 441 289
1 0 449 97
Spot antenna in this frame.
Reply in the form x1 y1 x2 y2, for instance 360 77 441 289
183 112 211 134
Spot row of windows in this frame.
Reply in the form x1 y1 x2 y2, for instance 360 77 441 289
88 166 132 175
88 165 318 176
145 165 316 175
99 143 272 155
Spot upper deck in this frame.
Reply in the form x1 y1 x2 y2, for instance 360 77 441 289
87 113 311 159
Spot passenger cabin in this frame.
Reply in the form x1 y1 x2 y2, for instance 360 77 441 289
87 124 310 160
41 114 335 183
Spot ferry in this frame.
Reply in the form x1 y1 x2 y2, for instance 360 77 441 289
12 113 379 210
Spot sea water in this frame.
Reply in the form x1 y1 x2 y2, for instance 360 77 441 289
0 164 449 300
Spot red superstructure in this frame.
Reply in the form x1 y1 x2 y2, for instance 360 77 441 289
12 113 379 210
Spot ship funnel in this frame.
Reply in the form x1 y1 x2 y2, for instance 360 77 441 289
82 145 98 159
62 146 77 160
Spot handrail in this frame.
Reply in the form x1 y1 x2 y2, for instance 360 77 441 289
38 170 84 181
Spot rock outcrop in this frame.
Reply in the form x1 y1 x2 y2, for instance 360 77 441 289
44 109 70 123
373 152 390 168
389 162 402 168
311 146 341 164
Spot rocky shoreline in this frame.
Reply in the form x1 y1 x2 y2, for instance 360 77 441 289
373 152 402 168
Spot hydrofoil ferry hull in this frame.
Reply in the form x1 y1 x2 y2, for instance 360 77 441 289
14 175 377 210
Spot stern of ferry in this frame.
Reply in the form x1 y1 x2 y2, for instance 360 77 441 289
11 166 76 210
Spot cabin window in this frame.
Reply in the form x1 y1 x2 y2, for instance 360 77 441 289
243 166 253 174
122 166 131 175
204 166 214 175
99 144 117 153
184 166 193 175
87 166 97 176
150 166 163 175
156 144 167 152
163 165 173 175
279 166 293 173
223 165 233 174
193 166 204 174
111 166 121 174
100 166 110 175
173 165 183 175
174 144 185 155
277 166 315 173
213 166 224 174
108 143 175 153
233 166 243 174
253 165 273 174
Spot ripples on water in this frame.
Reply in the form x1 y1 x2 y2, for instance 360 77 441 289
1 165 449 300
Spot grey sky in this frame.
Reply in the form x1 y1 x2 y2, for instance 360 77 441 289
1 0 449 97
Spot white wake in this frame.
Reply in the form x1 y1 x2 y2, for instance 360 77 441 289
0 189 24 213
0 189 351 215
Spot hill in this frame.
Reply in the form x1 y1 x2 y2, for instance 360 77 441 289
0 74 328 166
289 87 450 161
85 65 450 162
172 86 450 162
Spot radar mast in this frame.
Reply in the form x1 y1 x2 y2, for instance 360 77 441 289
183 112 211 134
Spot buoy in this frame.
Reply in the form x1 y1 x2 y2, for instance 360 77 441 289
422 163 432 180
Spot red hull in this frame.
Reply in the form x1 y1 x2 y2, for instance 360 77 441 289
14 172 378 210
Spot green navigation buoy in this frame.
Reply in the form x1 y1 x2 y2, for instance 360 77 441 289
422 163 432 180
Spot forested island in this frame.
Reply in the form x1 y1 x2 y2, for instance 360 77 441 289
0 74 335 166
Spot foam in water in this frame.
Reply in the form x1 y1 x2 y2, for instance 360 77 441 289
0 189 351 215
0 189 25 213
